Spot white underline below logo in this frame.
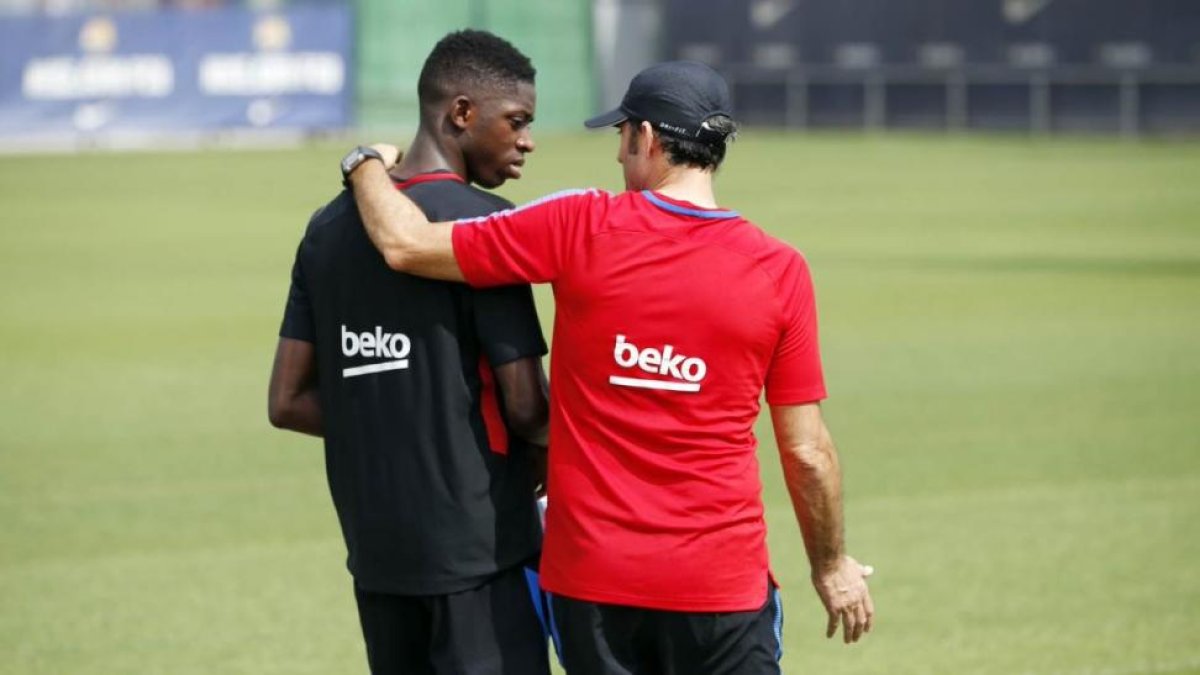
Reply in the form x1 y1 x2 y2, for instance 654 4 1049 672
608 375 701 393
343 360 409 378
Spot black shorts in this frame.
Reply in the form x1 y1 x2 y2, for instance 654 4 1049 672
548 583 784 675
353 565 551 675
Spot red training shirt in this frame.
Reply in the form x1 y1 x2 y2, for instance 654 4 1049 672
452 188 826 612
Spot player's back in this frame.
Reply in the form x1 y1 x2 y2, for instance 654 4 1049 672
291 175 545 595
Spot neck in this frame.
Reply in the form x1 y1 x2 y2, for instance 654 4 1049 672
647 165 718 208
389 123 466 183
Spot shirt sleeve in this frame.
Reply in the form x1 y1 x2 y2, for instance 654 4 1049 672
450 189 601 287
472 283 548 366
278 240 315 343
764 253 827 405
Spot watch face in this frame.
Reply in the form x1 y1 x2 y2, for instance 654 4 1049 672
341 149 361 176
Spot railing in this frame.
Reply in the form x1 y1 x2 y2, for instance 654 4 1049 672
721 64 1200 136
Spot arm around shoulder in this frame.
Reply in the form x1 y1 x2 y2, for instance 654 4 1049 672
346 154 464 281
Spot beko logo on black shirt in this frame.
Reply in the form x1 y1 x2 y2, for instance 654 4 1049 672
341 325 411 378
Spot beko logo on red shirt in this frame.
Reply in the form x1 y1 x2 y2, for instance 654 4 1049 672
610 334 707 393
341 325 411 378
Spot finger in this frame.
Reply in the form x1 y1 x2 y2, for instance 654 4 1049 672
864 591 875 634
841 607 855 645
826 610 838 639
852 600 868 642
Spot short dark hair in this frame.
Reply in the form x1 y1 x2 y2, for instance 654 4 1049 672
631 115 737 171
418 30 535 105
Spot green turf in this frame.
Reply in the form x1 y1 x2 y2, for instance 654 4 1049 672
1 133 1198 674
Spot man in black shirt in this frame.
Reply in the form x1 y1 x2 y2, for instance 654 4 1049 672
268 31 550 675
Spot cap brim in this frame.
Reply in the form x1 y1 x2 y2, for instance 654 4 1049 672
583 107 628 129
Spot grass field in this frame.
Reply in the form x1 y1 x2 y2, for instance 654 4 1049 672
1 132 1198 674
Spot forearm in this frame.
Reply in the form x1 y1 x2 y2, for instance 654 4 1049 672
522 425 549 447
771 404 874 643
773 405 846 574
270 387 324 437
493 357 550 445
267 337 323 438
348 160 462 281
527 441 548 494
492 358 550 487
782 441 844 573
507 391 549 446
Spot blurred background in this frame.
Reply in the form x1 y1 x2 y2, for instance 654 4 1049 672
2 0 1200 146
1 2 1198 674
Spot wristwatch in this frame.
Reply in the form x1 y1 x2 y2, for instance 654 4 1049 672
340 145 384 186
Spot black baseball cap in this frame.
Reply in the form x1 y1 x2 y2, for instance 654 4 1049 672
584 61 734 146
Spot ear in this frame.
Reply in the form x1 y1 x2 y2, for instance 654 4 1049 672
449 95 473 131
639 120 658 156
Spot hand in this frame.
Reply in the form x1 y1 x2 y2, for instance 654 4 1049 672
368 143 402 169
812 555 875 644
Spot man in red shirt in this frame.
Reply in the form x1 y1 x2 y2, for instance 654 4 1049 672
345 61 874 674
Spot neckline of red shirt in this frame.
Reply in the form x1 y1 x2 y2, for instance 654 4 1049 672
391 171 467 190
641 190 740 219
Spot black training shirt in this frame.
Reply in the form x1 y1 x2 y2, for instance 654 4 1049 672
279 173 547 595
